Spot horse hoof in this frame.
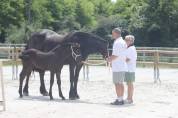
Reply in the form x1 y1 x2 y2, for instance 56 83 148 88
42 92 49 96
50 97 54 100
75 95 80 99
61 97 66 100
23 92 29 96
19 95 23 98
69 97 76 100
69 94 75 100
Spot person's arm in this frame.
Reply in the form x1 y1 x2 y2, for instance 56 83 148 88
126 58 130 62
107 41 120 62
107 55 118 62
125 47 136 62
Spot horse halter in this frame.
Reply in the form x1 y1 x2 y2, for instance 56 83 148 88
70 45 81 61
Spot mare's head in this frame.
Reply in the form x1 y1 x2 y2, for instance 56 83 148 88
64 32 109 59
26 32 46 50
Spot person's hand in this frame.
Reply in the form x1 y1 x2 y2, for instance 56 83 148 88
126 58 130 62
106 57 112 63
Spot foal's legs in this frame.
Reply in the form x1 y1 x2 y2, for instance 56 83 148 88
39 70 49 96
49 72 55 100
19 67 31 98
23 72 31 96
56 71 65 100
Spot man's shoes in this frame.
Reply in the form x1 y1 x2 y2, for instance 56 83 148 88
124 99 133 104
110 99 124 105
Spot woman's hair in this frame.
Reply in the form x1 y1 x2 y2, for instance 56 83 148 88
125 35 135 42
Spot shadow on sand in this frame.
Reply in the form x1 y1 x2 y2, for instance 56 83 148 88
15 95 135 108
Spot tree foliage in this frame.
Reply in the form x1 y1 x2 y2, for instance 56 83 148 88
0 0 178 47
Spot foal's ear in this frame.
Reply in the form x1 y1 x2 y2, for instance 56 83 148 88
73 43 80 47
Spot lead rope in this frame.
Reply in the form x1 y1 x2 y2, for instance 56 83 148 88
71 46 111 73
82 61 107 66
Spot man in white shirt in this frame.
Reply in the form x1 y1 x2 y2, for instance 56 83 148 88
124 35 137 104
107 28 127 105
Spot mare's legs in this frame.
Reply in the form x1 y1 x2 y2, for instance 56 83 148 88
73 64 83 99
49 72 55 100
39 70 48 96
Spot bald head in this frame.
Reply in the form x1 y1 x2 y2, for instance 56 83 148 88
112 28 121 39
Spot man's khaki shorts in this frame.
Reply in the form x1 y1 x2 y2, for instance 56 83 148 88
112 72 126 84
125 72 135 83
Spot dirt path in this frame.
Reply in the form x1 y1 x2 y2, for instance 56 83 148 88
0 66 177 118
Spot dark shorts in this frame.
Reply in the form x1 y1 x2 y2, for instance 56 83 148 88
125 72 135 83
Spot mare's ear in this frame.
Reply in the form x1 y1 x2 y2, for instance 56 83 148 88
21 50 27 55
71 43 80 47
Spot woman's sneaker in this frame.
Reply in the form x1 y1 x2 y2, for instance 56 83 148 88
110 99 124 105
124 99 133 104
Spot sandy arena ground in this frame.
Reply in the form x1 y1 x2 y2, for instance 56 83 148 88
0 65 178 118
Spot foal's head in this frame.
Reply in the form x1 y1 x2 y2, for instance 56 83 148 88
20 49 38 60
52 43 82 64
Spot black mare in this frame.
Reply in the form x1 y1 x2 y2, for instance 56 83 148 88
23 30 109 100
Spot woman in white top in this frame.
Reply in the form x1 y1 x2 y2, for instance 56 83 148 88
124 35 137 104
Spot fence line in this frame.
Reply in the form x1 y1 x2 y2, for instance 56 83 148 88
0 44 24 80
84 49 178 82
0 44 178 82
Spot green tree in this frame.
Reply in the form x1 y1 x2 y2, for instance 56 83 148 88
141 0 178 47
76 0 96 28
0 0 24 43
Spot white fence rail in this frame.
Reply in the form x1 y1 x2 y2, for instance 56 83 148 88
0 44 178 82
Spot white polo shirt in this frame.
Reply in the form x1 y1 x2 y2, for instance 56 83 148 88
112 37 127 72
125 46 137 72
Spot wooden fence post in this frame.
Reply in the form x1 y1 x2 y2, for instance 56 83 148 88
10 45 19 80
14 45 18 80
153 51 156 82
83 60 90 80
153 51 161 83
11 46 16 80
83 65 86 80
156 50 161 83
0 61 6 111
